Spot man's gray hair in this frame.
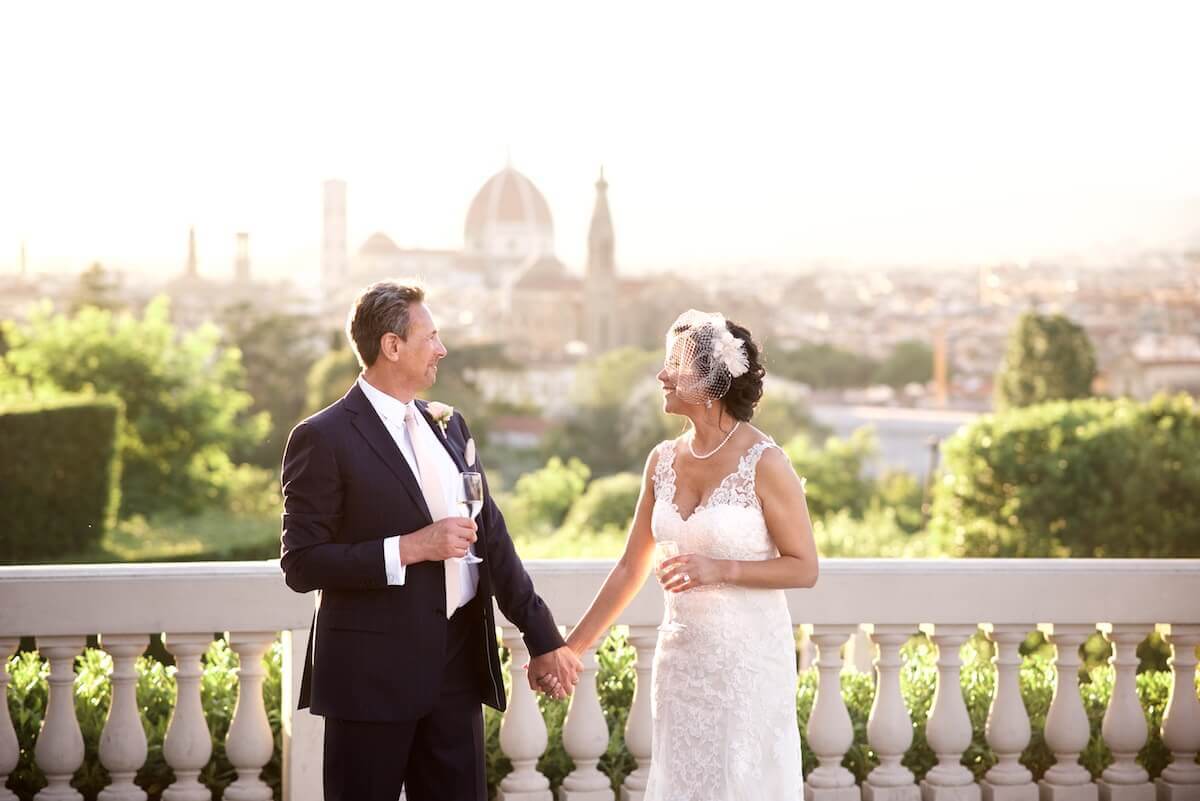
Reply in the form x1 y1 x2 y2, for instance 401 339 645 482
346 280 426 368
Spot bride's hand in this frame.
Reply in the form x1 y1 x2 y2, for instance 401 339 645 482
659 553 726 593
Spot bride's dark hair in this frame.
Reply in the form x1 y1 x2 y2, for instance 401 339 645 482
722 320 765 422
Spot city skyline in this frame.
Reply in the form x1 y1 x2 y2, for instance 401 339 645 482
3 2 1200 282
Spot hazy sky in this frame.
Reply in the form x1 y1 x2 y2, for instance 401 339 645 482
2 2 1199 282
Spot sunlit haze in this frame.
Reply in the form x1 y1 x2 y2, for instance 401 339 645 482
3 2 1199 282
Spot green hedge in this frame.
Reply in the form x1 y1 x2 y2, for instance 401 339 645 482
6 632 1194 801
0 396 122 562
930 394 1200 557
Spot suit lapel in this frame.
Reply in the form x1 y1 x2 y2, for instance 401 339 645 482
344 383 432 523
417 399 468 472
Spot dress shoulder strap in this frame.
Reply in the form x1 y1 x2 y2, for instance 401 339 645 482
746 438 807 491
652 439 679 502
734 438 793 495
744 437 780 470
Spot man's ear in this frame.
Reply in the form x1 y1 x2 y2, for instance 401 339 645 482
378 332 402 362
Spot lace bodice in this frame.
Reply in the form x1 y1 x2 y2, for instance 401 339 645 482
654 437 779 512
651 437 791 562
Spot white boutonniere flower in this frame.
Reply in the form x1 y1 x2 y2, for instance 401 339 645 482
464 437 477 467
426 401 454 435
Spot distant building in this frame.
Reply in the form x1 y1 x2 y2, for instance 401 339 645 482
1101 334 1200 399
323 164 684 364
165 228 300 329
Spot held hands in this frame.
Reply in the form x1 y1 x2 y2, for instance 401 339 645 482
658 552 727 593
525 646 583 700
400 517 477 564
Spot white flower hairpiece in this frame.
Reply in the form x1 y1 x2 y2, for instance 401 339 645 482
711 324 749 378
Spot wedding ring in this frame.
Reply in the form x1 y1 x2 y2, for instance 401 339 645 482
682 573 690 582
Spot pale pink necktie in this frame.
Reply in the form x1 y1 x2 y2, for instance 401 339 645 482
404 406 460 617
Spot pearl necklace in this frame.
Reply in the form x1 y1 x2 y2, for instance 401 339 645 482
688 421 741 460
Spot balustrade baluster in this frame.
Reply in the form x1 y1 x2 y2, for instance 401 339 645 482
162 634 213 801
981 625 1036 801
496 626 552 801
0 639 20 801
1039 625 1096 801
864 625 920 801
799 625 817 672
559 632 613 801
1157 624 1200 801
805 625 861 801
280 626 322 801
922 625 980 801
1098 625 1154 801
98 635 149 801
621 626 656 801
33 636 86 801
224 633 276 801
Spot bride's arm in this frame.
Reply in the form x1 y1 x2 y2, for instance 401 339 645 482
564 448 660 656
661 447 818 591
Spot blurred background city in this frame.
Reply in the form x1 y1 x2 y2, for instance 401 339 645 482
3 3 1199 566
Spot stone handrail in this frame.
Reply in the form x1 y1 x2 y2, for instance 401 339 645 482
1 559 1198 801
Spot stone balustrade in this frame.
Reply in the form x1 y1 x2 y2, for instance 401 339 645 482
1 559 1199 801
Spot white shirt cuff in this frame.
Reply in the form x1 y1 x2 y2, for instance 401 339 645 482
383 535 407 585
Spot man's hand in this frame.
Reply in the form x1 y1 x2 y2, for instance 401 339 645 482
526 646 583 700
398 517 477 565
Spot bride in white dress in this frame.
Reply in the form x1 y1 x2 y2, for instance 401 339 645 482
552 310 819 801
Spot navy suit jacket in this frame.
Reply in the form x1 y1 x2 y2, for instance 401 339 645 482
279 383 564 721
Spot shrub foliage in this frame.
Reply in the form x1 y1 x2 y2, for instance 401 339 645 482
930 394 1200 557
0 396 122 561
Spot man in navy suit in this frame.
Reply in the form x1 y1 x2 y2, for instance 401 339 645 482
280 280 582 801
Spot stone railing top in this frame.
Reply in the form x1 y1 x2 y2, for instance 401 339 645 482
1 558 1198 638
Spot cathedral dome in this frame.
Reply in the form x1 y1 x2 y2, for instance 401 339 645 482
359 232 400 256
464 166 555 258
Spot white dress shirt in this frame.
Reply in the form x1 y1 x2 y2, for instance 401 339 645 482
357 376 479 608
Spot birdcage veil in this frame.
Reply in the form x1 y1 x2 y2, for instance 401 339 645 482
664 310 749 407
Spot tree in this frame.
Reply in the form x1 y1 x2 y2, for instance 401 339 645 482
219 302 324 467
0 297 269 515
71 262 124 313
928 394 1200 557
770 343 879 389
995 311 1096 410
617 377 678 469
781 428 878 519
306 345 361 414
563 472 643 533
544 347 665 475
874 340 934 388
510 457 591 531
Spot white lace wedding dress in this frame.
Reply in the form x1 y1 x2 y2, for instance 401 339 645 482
644 437 804 801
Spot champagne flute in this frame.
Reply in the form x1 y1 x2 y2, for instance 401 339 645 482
654 540 686 632
458 471 484 565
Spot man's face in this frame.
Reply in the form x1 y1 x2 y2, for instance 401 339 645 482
388 302 447 391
